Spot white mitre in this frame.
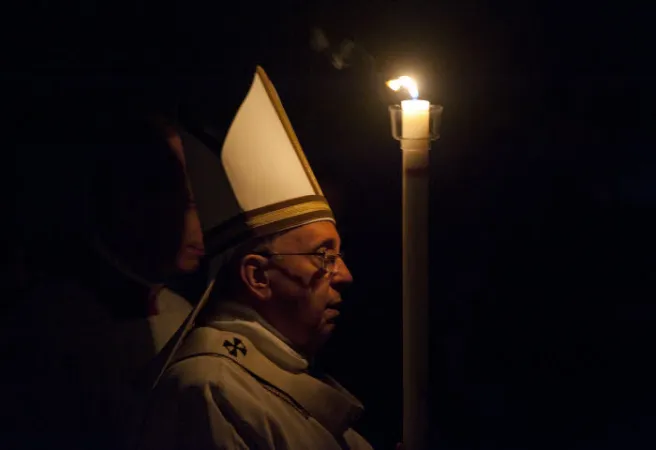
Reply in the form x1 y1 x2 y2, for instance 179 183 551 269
181 66 334 266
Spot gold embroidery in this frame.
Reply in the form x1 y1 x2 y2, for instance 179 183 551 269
205 197 334 255
246 200 331 228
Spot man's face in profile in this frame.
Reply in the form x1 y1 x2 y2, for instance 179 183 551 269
264 221 353 355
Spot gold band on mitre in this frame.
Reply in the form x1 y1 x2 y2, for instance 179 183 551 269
204 195 334 258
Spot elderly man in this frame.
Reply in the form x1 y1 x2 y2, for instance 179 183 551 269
2 100 205 450
139 67 372 450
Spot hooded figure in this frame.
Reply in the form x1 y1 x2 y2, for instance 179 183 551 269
2 105 204 450
139 66 372 450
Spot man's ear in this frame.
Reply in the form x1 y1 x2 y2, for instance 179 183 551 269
240 254 271 301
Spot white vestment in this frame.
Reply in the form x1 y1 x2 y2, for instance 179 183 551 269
140 302 372 450
150 287 193 351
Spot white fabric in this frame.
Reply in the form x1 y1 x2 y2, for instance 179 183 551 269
207 301 309 373
149 288 193 352
222 70 315 211
181 66 331 241
139 303 372 450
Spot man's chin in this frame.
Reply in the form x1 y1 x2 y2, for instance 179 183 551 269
318 322 337 344
306 328 333 355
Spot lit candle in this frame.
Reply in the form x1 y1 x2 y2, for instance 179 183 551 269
401 99 430 148
387 76 430 150
387 74 435 450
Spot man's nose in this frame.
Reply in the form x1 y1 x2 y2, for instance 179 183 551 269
331 259 353 289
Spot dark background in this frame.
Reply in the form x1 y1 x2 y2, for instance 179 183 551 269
5 1 655 449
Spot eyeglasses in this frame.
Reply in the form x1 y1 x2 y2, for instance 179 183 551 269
257 250 345 275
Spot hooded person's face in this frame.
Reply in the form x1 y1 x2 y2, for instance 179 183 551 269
95 121 204 282
164 130 205 273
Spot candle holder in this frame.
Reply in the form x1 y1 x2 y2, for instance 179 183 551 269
389 100 444 450
389 104 444 141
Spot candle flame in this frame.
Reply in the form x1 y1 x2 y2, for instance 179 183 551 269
386 76 419 99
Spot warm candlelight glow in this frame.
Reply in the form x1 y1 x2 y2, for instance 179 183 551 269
400 99 430 143
387 75 431 149
387 76 419 99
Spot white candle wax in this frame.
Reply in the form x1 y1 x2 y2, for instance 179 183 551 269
401 99 430 151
